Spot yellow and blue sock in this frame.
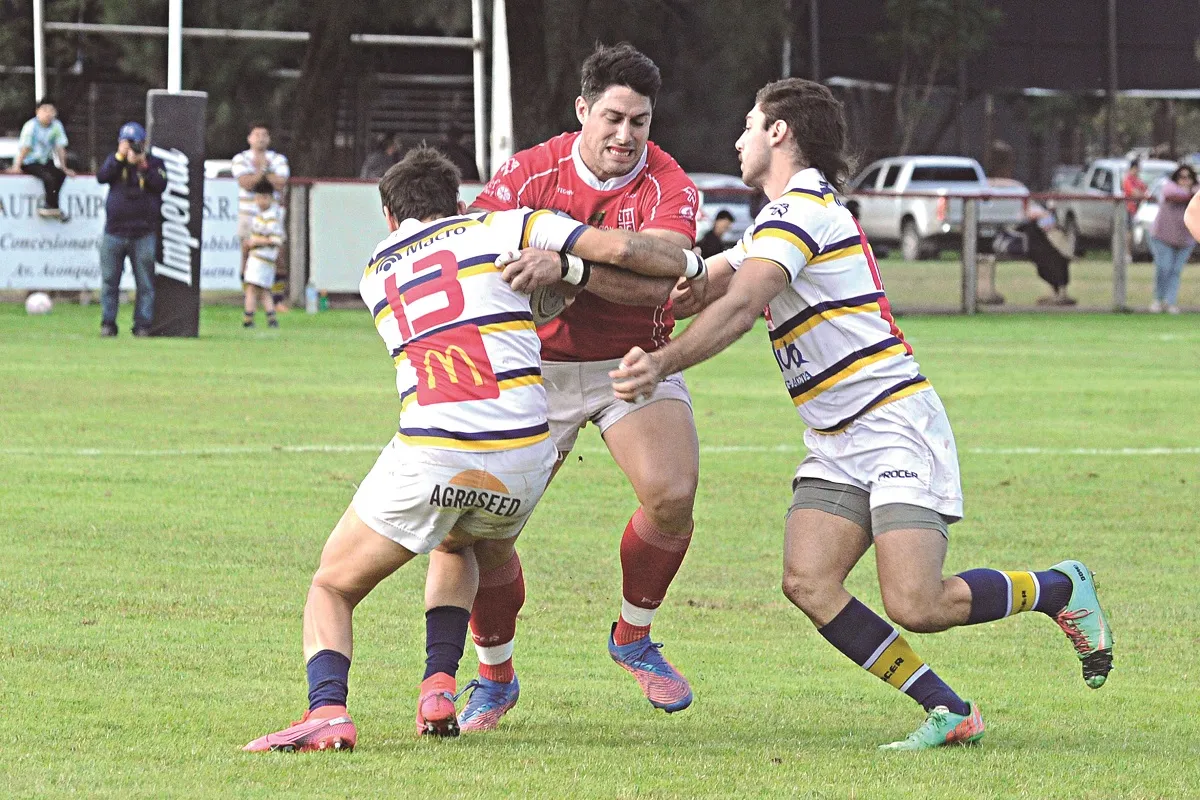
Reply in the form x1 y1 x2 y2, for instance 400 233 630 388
819 597 969 715
956 568 1073 624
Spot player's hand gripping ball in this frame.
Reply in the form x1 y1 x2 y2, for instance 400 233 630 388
497 249 570 326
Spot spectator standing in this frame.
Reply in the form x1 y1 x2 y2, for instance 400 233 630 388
95 122 167 337
232 123 290 306
698 209 734 259
1148 164 1198 314
8 98 75 219
1121 159 1148 260
359 133 403 180
241 179 285 329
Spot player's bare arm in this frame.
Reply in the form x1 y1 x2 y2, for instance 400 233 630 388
1186 191 1200 241
584 228 693 305
611 258 787 401
500 225 702 295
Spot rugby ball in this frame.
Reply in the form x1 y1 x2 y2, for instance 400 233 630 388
25 291 53 315
530 284 568 326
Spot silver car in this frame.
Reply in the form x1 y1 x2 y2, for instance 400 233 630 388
689 172 756 245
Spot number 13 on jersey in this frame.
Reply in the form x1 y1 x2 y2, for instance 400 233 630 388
385 250 500 406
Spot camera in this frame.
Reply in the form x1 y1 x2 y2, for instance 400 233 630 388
129 141 144 155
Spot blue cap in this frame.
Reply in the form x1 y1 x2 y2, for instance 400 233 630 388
118 122 146 143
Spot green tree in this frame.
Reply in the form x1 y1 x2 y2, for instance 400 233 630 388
877 0 1002 155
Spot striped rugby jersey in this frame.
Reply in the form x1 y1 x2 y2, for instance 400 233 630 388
231 148 290 213
247 204 285 266
361 208 585 451
724 168 930 434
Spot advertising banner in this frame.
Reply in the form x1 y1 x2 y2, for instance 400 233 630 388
146 90 208 337
0 175 241 291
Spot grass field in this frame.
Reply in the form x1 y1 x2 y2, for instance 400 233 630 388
3 300 1199 799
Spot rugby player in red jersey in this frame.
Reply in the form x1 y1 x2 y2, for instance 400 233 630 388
452 43 702 729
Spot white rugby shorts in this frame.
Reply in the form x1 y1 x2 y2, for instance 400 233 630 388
352 436 557 554
796 389 964 520
543 358 692 453
243 254 275 289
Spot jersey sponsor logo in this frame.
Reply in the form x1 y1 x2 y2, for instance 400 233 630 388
774 342 809 371
880 656 905 683
617 207 636 230
499 157 521 176
428 484 522 516
408 327 500 406
878 469 919 480
494 184 513 204
556 187 574 196
683 186 698 207
679 205 694 219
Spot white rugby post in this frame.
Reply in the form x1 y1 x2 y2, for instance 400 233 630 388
490 0 514 173
32 0 46 100
471 0 487 181
167 0 183 92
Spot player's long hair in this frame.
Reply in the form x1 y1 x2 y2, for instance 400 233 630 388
580 43 661 106
379 146 461 222
755 78 854 193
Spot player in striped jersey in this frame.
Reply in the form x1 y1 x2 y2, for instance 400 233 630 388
613 79 1113 750
241 179 286 328
232 123 290 301
243 147 703 752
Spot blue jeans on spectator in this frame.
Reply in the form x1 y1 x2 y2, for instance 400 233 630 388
1148 236 1194 306
100 232 157 330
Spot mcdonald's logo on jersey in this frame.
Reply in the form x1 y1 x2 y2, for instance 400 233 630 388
407 327 499 405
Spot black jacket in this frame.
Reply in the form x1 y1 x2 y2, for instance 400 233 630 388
96 152 168 238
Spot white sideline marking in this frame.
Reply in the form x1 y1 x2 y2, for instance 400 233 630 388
1 444 1199 458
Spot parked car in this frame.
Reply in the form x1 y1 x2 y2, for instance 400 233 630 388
844 155 1029 261
688 172 755 245
1055 157 1176 255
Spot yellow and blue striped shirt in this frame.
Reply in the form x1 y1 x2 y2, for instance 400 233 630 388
361 209 584 451
725 168 929 433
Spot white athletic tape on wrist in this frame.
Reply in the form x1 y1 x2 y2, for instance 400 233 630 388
683 249 706 280
560 252 586 285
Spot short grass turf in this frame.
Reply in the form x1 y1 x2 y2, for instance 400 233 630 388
2 302 1198 799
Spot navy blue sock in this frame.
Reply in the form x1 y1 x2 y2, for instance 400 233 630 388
306 649 350 710
1033 569 1073 615
424 605 471 680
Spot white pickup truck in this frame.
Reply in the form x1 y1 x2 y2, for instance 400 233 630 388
1055 157 1176 255
844 156 1029 260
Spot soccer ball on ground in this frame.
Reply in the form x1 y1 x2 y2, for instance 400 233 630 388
25 292 53 315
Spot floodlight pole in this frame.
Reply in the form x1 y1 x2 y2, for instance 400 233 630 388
1105 0 1117 154
167 0 183 92
33 0 46 100
809 0 820 81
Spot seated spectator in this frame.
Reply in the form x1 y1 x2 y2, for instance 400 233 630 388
7 98 76 219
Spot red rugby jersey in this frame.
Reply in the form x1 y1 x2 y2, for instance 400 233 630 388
472 132 698 361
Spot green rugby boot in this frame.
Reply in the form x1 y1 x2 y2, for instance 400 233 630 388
879 702 985 751
1050 560 1113 689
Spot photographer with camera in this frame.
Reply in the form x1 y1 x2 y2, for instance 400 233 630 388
96 122 168 337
